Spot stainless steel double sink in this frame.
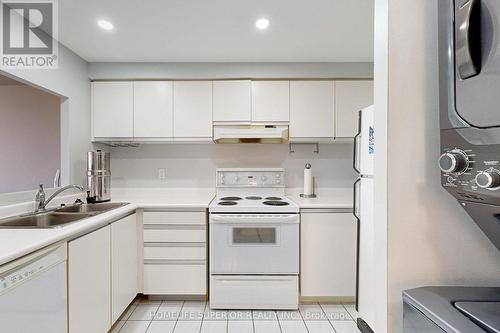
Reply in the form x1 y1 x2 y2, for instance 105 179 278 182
0 202 130 229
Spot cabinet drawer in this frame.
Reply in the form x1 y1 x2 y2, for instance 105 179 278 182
144 244 206 260
143 212 206 225
143 263 206 295
210 275 298 310
143 227 206 243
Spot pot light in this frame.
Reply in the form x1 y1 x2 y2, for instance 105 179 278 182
255 18 270 30
97 19 114 31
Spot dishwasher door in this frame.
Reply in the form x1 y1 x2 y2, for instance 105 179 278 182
0 243 68 333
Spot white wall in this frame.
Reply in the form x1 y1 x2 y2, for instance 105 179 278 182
372 0 389 332
383 1 500 332
88 62 373 80
0 85 60 193
0 44 90 188
98 143 356 189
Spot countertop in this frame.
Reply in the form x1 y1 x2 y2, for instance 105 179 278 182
286 187 353 209
0 188 215 266
0 187 352 266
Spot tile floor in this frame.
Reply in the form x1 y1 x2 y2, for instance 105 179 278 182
111 299 361 333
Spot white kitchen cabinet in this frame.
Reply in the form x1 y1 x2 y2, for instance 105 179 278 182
290 81 335 141
251 81 290 122
335 80 374 138
213 80 251 123
111 214 138 323
92 82 133 138
173 81 213 139
142 210 207 295
68 225 111 333
133 81 173 138
300 211 357 298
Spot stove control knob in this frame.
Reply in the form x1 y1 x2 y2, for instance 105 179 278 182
275 179 281 184
261 176 267 182
234 176 240 182
475 170 500 189
439 150 468 174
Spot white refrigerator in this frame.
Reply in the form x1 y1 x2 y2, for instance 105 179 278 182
353 105 375 329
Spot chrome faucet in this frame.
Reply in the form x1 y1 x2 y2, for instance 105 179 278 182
35 184 85 212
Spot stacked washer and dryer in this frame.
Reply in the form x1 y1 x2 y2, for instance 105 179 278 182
403 0 500 332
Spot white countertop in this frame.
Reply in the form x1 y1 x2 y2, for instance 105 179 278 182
111 187 216 209
0 188 215 266
0 187 351 266
286 187 353 209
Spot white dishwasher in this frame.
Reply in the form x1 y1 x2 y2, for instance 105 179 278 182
0 243 67 333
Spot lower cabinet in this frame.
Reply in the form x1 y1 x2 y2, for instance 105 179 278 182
68 225 111 333
68 214 138 333
142 211 207 295
111 214 139 323
300 210 357 298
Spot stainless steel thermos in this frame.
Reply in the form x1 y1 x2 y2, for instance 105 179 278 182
87 150 111 202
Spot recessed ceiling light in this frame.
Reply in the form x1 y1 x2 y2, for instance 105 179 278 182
97 19 114 31
255 18 270 30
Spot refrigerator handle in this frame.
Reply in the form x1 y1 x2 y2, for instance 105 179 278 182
353 177 361 311
353 110 362 174
353 178 361 220
455 0 481 79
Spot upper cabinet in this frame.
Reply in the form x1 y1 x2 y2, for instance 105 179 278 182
92 82 134 138
290 81 335 141
335 80 374 138
92 78 372 143
213 80 251 123
251 81 290 123
173 81 213 140
133 81 173 138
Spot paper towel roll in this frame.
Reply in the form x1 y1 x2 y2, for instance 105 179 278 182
303 163 313 196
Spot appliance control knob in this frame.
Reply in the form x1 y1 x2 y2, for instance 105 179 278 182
439 150 468 174
475 170 500 189
275 179 281 184
261 176 267 181
234 176 240 182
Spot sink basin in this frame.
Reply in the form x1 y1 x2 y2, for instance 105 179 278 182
0 212 96 229
55 202 129 213
0 202 130 229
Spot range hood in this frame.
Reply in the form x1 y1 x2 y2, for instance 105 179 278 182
213 125 289 144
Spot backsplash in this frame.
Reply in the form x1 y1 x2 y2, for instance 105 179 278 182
99 143 356 189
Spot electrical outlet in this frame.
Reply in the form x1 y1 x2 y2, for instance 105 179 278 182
158 168 166 180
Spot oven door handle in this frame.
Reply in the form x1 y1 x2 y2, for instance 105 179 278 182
210 214 299 224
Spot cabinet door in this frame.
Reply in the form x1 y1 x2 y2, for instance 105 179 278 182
173 81 213 139
68 226 111 333
111 214 138 323
251 81 290 122
213 80 251 122
335 80 374 138
133 81 173 138
300 212 356 297
290 81 335 140
92 82 133 138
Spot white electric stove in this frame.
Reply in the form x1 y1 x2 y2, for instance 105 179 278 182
209 168 299 310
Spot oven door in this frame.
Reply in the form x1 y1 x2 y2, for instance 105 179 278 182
209 214 299 274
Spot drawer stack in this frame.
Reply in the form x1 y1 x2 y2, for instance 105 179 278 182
143 211 207 295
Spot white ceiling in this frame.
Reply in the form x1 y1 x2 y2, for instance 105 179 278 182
58 0 374 62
